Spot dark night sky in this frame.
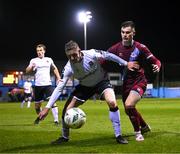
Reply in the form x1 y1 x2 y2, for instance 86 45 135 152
0 0 179 63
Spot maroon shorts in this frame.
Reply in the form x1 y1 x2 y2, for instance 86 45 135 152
122 79 147 103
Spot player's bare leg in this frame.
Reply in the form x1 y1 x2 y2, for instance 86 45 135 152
104 88 128 144
34 102 42 124
51 96 79 144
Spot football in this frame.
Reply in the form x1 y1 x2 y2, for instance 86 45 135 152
64 107 86 129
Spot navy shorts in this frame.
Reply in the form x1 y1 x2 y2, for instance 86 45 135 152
34 85 54 102
70 79 113 102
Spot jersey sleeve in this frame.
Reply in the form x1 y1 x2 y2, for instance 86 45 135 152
45 62 73 108
140 44 161 68
93 49 127 66
45 77 69 108
28 59 35 67
61 61 73 78
49 58 57 69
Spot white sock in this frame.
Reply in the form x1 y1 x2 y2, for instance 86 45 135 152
21 101 25 108
27 101 31 108
109 109 121 137
51 106 59 122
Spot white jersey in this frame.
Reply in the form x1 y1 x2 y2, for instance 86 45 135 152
64 49 123 86
23 81 32 94
46 49 127 108
28 57 54 86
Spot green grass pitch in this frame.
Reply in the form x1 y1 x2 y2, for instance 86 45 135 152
0 98 180 153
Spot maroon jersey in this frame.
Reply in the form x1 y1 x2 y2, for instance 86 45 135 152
107 41 161 102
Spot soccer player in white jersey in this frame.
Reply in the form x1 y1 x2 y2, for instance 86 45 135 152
39 40 139 144
26 44 61 125
21 78 33 108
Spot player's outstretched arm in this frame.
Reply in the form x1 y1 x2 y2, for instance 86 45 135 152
94 49 127 66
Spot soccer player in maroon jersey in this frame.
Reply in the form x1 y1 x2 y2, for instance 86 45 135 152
103 21 161 141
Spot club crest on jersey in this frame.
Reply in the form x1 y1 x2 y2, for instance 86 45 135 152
88 61 97 73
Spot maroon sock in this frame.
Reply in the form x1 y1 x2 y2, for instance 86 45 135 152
136 110 147 128
126 107 140 132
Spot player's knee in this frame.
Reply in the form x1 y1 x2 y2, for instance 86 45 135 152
125 103 135 108
108 100 117 109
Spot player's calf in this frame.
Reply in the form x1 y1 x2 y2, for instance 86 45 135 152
141 125 151 134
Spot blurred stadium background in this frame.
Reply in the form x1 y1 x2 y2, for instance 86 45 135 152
0 60 180 102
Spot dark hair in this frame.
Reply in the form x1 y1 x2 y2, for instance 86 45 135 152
36 44 46 51
121 21 135 29
65 40 79 52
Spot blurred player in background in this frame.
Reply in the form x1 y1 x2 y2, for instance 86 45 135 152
26 44 61 125
21 78 33 108
102 21 161 141
38 40 140 144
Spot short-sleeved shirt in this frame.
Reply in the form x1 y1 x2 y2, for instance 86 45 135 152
28 57 54 86
23 81 32 94
62 49 127 87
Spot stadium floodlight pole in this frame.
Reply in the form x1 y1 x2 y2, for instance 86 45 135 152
78 11 92 50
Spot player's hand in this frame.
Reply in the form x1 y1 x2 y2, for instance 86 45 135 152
152 64 160 73
56 78 62 85
38 108 50 120
127 61 140 71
